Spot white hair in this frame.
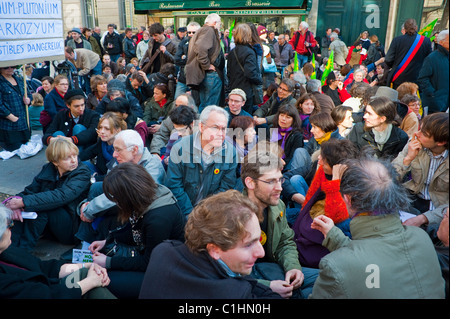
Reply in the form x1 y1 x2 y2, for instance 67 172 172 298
437 30 449 43
306 79 322 93
115 129 144 155
187 21 201 29
300 21 309 29
205 13 221 25
199 105 229 124
330 32 339 40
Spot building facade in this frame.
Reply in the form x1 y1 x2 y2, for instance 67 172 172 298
61 0 448 49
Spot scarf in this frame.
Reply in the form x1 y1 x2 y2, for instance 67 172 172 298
55 88 65 99
315 131 332 145
101 141 114 162
270 127 292 157
300 114 313 140
157 98 167 108
372 123 393 151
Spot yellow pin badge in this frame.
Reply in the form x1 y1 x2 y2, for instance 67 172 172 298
260 231 267 246
214 168 220 174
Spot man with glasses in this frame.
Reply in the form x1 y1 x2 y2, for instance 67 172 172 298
224 88 253 126
185 13 225 112
253 78 297 126
77 129 166 243
165 105 239 217
174 21 201 99
241 142 319 299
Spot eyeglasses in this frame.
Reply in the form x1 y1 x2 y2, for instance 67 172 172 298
174 126 190 134
187 31 196 34
58 83 69 86
254 177 285 186
278 86 291 92
113 145 134 153
202 124 227 134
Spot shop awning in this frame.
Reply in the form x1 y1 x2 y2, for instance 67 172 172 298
134 0 308 12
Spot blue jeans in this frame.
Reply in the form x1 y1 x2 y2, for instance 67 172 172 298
109 54 120 63
53 124 86 151
251 262 319 299
80 60 102 94
198 71 222 113
289 147 312 172
296 53 309 69
174 81 189 99
286 174 309 225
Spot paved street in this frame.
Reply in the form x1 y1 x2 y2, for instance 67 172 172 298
0 131 74 260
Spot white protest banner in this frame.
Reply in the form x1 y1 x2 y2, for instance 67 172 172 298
0 0 64 67
0 20 63 40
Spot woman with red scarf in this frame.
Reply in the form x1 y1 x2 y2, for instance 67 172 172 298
143 83 173 135
41 74 69 131
292 139 359 268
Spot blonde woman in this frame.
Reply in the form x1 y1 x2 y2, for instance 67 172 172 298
5 137 91 251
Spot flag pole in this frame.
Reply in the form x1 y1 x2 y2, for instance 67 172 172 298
22 64 31 133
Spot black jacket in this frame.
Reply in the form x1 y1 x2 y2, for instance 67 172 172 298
125 76 153 105
174 36 191 84
281 130 304 168
79 139 114 179
18 161 91 214
0 246 82 299
43 108 99 147
139 240 282 299
227 44 263 109
103 31 123 56
385 33 432 89
348 122 409 160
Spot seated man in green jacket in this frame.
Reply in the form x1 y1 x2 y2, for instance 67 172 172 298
310 156 445 299
241 141 319 299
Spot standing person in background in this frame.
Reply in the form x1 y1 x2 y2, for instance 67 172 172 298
136 31 150 62
185 13 225 112
289 21 317 68
123 28 137 64
320 28 332 60
417 30 449 114
0 65 32 151
226 23 263 114
385 18 431 89
174 22 201 99
82 28 102 58
139 23 177 76
329 32 348 69
103 24 123 63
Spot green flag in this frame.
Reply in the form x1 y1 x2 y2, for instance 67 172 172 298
419 18 438 38
228 19 235 40
321 50 334 86
311 53 316 79
293 53 299 72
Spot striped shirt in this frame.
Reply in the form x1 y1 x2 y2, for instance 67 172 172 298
420 148 448 210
